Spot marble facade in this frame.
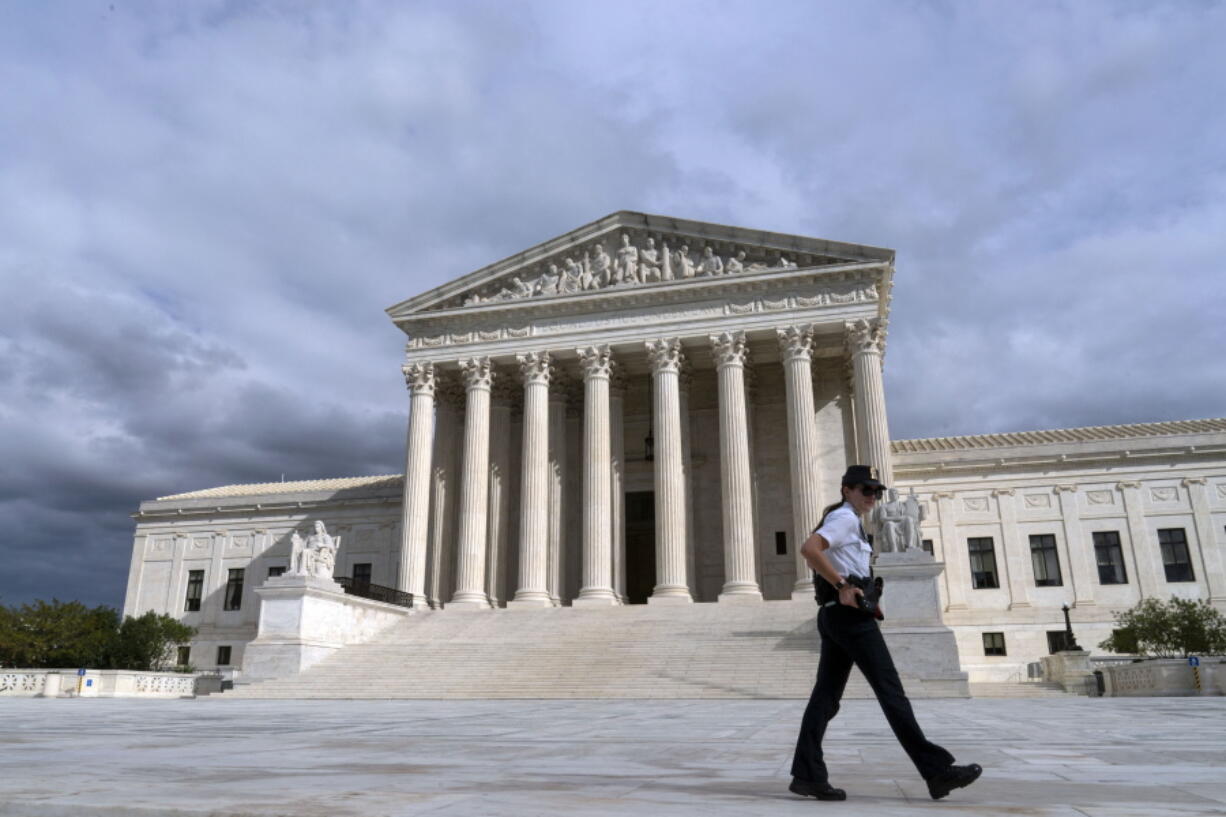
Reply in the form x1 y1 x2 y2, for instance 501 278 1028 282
123 212 1226 683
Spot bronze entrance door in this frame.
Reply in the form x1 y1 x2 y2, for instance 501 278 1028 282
624 491 656 604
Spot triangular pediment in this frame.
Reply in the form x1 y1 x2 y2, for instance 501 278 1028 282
386 211 893 321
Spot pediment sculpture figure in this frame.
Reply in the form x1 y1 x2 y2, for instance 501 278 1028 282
615 233 640 285
698 246 724 276
639 237 661 282
290 520 342 580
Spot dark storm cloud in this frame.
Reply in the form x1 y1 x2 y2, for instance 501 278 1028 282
1 0 1222 607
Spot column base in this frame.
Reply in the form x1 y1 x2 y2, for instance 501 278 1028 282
648 590 693 605
508 593 553 609
447 598 493 611
791 589 815 601
573 592 620 608
718 589 763 603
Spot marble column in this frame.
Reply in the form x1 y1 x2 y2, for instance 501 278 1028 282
711 331 762 602
646 338 692 603
451 358 495 609
993 488 1031 609
1057 485 1097 607
845 318 895 488
1184 477 1226 602
398 362 435 602
609 365 628 603
778 325 821 599
511 352 553 607
1117 481 1161 601
485 379 516 607
547 373 568 606
574 345 618 606
426 377 463 609
933 491 969 611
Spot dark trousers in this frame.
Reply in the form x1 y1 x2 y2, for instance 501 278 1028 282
791 604 954 784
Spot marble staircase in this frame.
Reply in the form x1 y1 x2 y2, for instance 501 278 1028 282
226 600 877 700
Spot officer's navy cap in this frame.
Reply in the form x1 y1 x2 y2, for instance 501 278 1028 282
841 464 885 489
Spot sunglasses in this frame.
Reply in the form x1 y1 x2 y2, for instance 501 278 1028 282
854 485 883 498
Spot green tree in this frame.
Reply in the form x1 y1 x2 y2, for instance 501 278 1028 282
1099 596 1226 657
0 601 195 671
111 611 196 671
0 599 118 668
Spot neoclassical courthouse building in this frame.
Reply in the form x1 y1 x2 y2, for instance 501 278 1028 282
124 212 1226 683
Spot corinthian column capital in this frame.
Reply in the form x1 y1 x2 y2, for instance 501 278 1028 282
577 345 614 379
845 318 884 356
710 331 749 369
402 362 435 396
517 351 552 385
645 338 685 373
459 357 495 391
776 325 815 362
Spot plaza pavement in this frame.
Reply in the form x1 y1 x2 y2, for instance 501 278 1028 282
1 696 1223 817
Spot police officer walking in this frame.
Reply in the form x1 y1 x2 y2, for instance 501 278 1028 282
790 465 982 801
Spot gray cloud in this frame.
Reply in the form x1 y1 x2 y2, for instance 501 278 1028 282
1 0 1222 607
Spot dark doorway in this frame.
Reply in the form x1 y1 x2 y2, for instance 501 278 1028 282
624 491 656 604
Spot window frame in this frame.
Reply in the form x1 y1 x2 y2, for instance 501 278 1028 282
216 645 232 666
967 537 1000 589
1028 533 1063 587
1093 531 1128 585
1158 528 1195 583
184 570 204 612
982 632 1007 656
223 568 245 611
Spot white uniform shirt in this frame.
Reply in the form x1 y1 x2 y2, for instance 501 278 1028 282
815 502 873 579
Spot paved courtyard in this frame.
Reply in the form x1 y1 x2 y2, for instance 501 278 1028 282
1 696 1223 817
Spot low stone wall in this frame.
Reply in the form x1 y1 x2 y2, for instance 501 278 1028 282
1100 658 1225 697
0 669 199 698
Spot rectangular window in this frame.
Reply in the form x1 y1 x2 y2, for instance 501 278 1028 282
1158 528 1195 582
921 538 934 555
267 566 286 578
982 632 1006 656
223 569 244 611
184 570 204 612
967 537 999 589
176 646 191 668
216 645 232 666
1029 534 1063 587
1047 630 1073 654
775 531 787 556
1093 532 1128 585
352 563 372 585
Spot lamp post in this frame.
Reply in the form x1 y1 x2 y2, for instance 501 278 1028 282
1061 603 1082 651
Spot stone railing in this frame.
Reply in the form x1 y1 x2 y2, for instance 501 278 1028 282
1099 658 1225 697
0 669 199 698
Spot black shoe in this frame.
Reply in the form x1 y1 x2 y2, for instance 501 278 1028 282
926 763 982 800
789 779 847 801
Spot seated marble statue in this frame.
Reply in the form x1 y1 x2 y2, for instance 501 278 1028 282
290 521 341 580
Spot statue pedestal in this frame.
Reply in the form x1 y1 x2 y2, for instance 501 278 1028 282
873 550 970 697
241 575 411 683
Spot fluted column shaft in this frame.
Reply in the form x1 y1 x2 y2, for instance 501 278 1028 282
646 338 693 603
779 325 821 598
398 363 436 601
486 381 515 607
711 332 762 601
846 319 894 488
511 352 553 607
451 358 495 608
573 346 618 605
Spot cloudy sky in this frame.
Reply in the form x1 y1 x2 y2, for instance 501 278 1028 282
2 0 1223 609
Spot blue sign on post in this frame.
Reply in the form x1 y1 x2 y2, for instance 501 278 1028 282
77 668 86 677
1189 656 1200 667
